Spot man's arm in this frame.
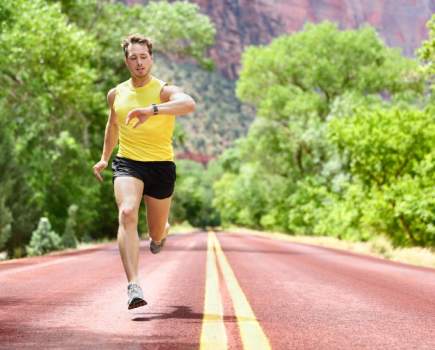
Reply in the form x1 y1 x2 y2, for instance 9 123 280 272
125 85 195 128
92 88 119 182
158 85 196 115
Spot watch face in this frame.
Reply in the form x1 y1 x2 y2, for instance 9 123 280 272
152 104 158 115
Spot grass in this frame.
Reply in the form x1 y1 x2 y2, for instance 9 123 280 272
226 227 435 269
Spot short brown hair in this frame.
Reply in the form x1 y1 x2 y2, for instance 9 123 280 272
122 34 153 58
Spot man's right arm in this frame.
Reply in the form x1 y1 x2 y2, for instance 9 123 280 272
93 88 119 182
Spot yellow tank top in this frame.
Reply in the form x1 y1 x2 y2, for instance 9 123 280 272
113 76 175 161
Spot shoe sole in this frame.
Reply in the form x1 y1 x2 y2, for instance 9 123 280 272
128 298 147 310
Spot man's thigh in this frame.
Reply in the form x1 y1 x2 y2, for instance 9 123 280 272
144 195 172 234
114 176 144 209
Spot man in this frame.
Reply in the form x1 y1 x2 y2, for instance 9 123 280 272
92 34 195 310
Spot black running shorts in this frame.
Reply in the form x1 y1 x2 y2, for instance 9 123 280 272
111 156 176 199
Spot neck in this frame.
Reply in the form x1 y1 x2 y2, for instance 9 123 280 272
131 74 152 87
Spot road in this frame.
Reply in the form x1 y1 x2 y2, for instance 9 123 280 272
1 231 434 349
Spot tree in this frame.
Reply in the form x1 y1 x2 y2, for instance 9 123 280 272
214 22 426 245
327 107 435 246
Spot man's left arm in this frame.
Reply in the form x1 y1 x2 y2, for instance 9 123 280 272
125 85 195 128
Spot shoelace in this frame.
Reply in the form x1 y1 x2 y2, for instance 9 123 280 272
128 283 141 294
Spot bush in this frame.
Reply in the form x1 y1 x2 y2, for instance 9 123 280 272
26 217 62 256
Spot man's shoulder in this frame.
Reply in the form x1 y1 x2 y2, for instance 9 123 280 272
151 75 167 88
107 80 130 100
107 85 119 106
116 79 131 90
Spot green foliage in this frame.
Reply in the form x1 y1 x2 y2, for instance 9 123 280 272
213 162 269 227
62 204 78 249
0 198 12 252
418 14 435 77
214 21 433 248
357 152 435 246
30 131 100 235
328 107 434 188
237 22 421 116
26 217 62 256
285 177 329 236
316 107 434 246
313 183 368 241
0 105 14 252
0 97 36 255
172 160 221 228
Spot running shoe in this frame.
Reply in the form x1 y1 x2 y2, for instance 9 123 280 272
127 282 147 310
150 237 166 254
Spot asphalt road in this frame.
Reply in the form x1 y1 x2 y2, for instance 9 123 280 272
1 231 434 349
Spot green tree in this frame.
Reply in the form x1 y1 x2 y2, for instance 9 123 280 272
327 107 434 246
214 22 425 244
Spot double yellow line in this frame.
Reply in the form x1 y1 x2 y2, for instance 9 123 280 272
200 231 271 350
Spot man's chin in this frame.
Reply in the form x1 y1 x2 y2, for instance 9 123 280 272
135 70 149 78
133 72 147 79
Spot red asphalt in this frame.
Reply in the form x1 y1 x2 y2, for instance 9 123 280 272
1 231 435 349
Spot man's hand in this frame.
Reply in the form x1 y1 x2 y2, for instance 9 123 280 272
125 107 153 128
93 160 108 182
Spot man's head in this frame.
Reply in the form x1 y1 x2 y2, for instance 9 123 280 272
122 34 153 79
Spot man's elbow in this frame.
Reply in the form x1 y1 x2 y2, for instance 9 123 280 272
187 97 196 113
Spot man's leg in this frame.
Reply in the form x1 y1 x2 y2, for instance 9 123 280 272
114 177 144 283
144 195 172 243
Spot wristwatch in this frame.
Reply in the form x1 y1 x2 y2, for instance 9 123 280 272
151 103 159 115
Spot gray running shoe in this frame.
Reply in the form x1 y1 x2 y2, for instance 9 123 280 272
127 283 147 310
150 237 166 254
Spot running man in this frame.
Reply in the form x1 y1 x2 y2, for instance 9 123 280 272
92 34 196 309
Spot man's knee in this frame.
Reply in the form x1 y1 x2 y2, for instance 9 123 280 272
119 205 138 225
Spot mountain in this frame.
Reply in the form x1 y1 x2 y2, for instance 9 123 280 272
127 0 434 79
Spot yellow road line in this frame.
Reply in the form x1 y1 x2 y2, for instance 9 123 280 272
212 232 272 350
200 232 228 350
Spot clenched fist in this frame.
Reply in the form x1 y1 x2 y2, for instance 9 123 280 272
93 160 108 182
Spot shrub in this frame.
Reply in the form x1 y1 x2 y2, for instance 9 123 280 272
26 217 62 256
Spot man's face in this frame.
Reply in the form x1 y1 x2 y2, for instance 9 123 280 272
125 43 153 78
